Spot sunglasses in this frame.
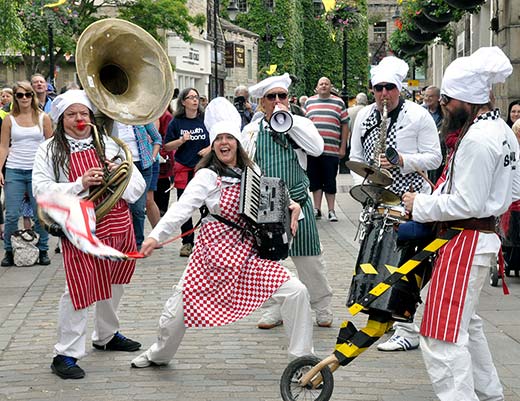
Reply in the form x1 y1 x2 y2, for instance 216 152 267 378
265 92 288 101
373 83 397 92
440 94 452 105
15 92 33 99
184 95 200 101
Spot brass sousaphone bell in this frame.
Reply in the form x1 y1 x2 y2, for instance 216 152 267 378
39 18 174 235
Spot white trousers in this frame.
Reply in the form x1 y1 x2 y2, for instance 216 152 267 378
54 284 123 359
259 255 333 321
144 273 314 364
421 256 504 401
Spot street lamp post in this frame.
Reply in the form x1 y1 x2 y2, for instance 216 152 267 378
213 0 220 99
340 30 348 106
41 0 55 87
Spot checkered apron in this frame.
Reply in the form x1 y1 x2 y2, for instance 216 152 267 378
182 182 290 328
361 106 424 196
63 144 137 310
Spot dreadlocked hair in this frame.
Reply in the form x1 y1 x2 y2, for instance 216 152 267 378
47 110 106 180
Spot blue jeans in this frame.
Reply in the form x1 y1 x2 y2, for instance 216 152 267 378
129 162 152 247
4 168 48 252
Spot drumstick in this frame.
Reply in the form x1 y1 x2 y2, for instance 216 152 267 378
416 170 435 190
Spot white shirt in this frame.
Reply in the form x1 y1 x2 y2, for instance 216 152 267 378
112 122 140 161
413 116 520 258
32 135 145 203
350 100 441 192
242 115 324 170
149 169 238 243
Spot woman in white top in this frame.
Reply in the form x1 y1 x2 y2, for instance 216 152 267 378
0 80 53 267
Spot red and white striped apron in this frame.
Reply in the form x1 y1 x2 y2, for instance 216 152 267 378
182 182 290 328
420 229 479 342
63 148 137 310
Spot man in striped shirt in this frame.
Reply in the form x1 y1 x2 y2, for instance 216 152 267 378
304 77 349 222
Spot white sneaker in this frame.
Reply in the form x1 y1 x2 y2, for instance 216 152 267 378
257 316 283 329
316 310 333 327
376 334 419 351
328 210 338 222
130 351 165 368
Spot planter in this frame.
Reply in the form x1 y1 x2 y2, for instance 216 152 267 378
406 28 437 44
414 12 450 32
399 41 425 55
423 4 454 23
445 0 485 10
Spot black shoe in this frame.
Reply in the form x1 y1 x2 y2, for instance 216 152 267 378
38 250 51 265
93 332 141 352
51 355 85 379
1 251 14 267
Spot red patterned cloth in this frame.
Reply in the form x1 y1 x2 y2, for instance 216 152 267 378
64 148 137 310
182 182 290 328
420 230 479 343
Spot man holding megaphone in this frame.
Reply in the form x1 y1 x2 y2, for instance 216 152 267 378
242 73 335 329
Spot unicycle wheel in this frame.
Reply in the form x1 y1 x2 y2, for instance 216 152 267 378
280 355 334 401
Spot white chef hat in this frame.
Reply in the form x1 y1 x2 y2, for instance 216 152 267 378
370 56 409 92
204 97 244 145
441 47 513 104
50 90 95 123
248 73 292 98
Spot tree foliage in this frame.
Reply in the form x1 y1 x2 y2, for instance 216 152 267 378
1 0 203 79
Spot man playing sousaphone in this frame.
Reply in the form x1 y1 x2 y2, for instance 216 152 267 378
32 90 146 379
349 56 441 352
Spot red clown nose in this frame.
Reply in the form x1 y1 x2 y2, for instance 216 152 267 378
76 121 87 130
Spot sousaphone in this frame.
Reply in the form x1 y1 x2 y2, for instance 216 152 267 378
39 18 174 235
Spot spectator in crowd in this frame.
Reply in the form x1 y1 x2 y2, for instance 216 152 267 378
347 92 368 131
112 122 162 249
154 107 174 217
234 85 256 129
1 88 13 108
164 88 210 257
31 73 53 113
506 99 520 128
299 95 308 112
422 86 443 128
305 76 349 222
170 88 180 114
199 95 208 110
0 81 53 266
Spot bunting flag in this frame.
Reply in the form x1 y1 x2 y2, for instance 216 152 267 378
322 0 336 12
43 0 67 8
37 192 143 260
266 64 278 75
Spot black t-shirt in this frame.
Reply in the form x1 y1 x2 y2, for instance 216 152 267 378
165 116 210 168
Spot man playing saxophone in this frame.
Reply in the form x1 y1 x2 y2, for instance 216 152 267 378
350 56 441 196
349 56 441 351
32 90 146 379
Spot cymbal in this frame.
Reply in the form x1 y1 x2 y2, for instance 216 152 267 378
350 184 400 206
345 160 394 187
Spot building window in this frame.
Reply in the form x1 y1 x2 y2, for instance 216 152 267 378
247 49 253 80
373 22 387 40
237 0 247 12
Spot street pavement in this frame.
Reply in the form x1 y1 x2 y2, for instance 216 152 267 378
1 173 519 401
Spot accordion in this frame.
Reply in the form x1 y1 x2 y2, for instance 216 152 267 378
239 165 292 260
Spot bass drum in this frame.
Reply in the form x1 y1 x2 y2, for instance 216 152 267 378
347 216 432 322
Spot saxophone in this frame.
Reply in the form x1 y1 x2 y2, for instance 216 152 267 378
372 99 388 167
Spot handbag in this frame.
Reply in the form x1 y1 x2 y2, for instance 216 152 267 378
11 229 40 267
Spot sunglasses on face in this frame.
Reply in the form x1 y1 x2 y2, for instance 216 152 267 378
15 92 33 99
373 83 397 92
265 92 288 101
440 94 452 105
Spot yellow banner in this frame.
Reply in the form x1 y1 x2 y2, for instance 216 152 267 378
322 0 336 12
43 0 66 8
266 64 277 76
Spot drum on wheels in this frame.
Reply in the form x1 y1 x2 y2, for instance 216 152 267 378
347 205 431 322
